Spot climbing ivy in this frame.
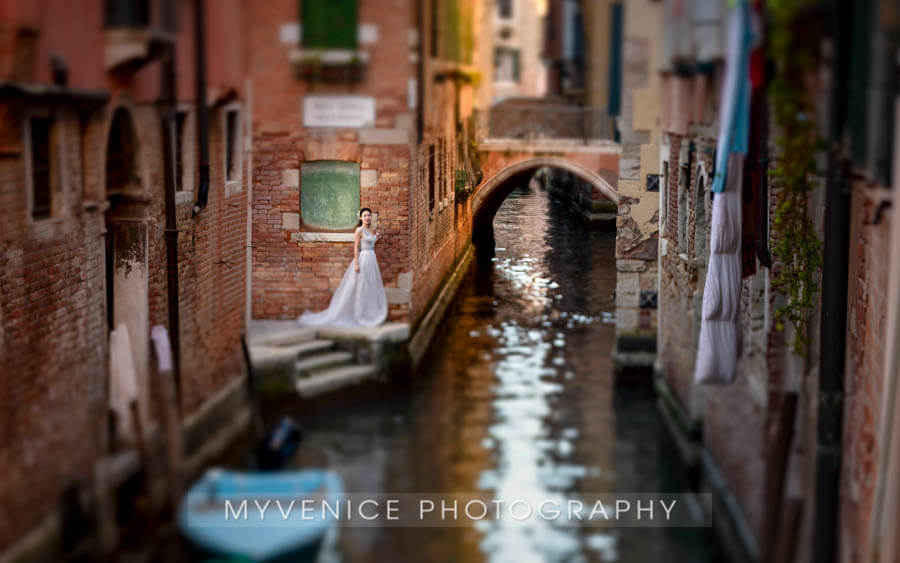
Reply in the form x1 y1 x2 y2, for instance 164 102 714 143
767 0 823 355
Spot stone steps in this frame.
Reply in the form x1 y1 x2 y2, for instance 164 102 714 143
295 351 355 375
295 364 378 398
247 326 377 399
250 326 317 347
249 339 337 374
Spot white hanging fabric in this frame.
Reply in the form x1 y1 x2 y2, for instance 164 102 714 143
695 155 744 383
151 325 174 374
693 1 754 384
109 323 139 438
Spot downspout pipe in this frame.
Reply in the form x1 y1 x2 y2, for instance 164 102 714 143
813 143 851 563
161 45 182 403
813 1 853 559
192 0 210 216
416 0 425 144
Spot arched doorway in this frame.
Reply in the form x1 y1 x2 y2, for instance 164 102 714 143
104 106 150 449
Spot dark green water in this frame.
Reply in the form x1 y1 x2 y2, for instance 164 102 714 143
281 183 725 563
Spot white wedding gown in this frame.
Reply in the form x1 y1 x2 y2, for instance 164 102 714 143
297 228 388 328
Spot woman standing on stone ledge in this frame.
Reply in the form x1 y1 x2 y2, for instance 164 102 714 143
297 208 388 328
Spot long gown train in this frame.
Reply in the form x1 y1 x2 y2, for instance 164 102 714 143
297 229 388 328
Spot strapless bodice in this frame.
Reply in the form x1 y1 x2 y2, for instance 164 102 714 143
360 229 377 251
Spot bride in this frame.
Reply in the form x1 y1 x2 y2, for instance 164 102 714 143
297 208 388 328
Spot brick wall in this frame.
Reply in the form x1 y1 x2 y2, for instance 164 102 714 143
658 131 685 403
0 108 108 546
0 92 249 547
171 104 248 412
665 134 681 241
840 185 893 563
247 0 415 323
250 131 413 322
408 75 476 327
613 19 660 346
656 78 773 544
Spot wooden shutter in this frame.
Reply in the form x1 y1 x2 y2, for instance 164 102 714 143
302 0 358 49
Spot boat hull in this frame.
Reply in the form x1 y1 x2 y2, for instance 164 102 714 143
178 468 343 562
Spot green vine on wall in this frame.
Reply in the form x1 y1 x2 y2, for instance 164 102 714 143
767 0 823 356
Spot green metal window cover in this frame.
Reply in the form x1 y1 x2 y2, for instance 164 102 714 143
301 0 358 49
454 169 467 191
300 161 360 231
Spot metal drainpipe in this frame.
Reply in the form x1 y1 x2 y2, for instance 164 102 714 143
813 1 853 560
161 45 182 403
813 149 851 563
244 76 254 332
417 0 425 144
192 0 210 217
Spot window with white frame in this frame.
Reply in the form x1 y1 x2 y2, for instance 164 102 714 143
677 159 689 252
660 160 669 238
693 171 708 259
173 109 189 191
494 47 521 82
223 106 242 194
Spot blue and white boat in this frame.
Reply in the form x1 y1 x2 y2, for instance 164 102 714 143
178 468 343 562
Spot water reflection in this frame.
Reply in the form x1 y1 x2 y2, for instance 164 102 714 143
284 183 722 562
474 187 606 563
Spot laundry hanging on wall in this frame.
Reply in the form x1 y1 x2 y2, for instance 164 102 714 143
695 0 756 384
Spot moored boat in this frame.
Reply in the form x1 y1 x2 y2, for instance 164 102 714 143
178 468 343 562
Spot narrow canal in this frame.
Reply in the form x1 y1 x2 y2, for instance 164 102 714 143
286 181 724 562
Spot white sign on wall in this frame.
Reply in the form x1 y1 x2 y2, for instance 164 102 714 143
303 96 376 128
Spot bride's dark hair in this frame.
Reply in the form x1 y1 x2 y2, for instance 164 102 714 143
357 207 372 228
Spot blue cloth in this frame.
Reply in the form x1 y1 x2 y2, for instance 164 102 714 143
712 0 753 193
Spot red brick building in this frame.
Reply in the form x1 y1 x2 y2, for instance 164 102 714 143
246 0 491 354
647 2 900 562
1 0 498 554
0 0 249 557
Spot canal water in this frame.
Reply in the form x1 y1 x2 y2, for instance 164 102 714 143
281 182 724 562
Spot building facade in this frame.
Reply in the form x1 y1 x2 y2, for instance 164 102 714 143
612 0 662 371
0 0 249 557
543 0 585 103
491 0 547 101
246 0 492 355
247 0 417 324
646 1 900 561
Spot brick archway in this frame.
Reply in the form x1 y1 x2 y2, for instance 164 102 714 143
471 139 619 224
469 150 620 264
472 155 618 222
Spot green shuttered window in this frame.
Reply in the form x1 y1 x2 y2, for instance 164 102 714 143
301 161 360 231
302 0 358 49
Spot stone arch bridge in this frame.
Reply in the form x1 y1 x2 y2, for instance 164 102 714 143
470 138 621 249
468 134 660 374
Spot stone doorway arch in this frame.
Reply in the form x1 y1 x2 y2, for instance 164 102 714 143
103 105 151 448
